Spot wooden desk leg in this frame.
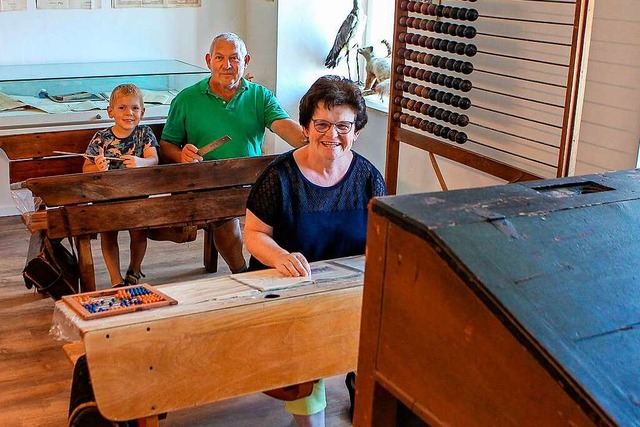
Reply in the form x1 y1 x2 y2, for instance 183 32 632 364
203 223 219 273
137 416 159 427
75 236 96 292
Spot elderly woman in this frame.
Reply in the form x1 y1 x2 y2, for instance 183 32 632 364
244 75 387 427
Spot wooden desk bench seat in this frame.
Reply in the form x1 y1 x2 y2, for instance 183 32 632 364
25 155 276 292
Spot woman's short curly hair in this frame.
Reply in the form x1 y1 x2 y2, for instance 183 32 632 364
299 75 368 132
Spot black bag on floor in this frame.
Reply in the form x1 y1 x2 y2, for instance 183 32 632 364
68 355 137 427
23 231 79 300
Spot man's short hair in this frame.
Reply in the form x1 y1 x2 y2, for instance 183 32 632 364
210 32 248 58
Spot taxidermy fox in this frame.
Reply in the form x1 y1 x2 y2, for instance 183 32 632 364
357 39 392 91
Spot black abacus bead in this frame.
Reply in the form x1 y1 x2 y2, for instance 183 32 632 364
447 41 457 53
456 132 468 144
434 108 444 119
441 110 451 122
437 74 447 85
427 105 437 116
458 114 470 126
453 61 463 73
450 95 461 107
430 72 439 84
456 25 467 37
449 112 459 124
459 98 472 110
444 75 454 88
432 38 442 50
458 8 469 21
460 80 473 92
434 21 443 33
448 24 459 36
455 43 466 56
461 62 474 74
440 127 451 138
426 122 435 133
445 59 456 71
466 9 479 21
411 33 421 45
465 45 478 57
450 7 460 19
438 57 448 68
464 26 477 39
441 23 451 34
436 5 444 17
429 89 438 100
448 129 458 142
443 92 453 104
436 91 445 103
425 37 434 49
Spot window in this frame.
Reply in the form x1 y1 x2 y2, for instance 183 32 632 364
361 0 395 110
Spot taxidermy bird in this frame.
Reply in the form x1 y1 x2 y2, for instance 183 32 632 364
324 0 366 82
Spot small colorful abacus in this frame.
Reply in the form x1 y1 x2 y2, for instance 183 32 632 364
62 284 177 320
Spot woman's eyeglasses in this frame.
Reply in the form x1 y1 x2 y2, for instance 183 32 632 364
311 119 355 134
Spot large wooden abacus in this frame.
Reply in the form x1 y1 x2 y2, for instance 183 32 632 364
386 0 594 193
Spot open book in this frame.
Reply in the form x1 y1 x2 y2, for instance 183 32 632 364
230 256 364 292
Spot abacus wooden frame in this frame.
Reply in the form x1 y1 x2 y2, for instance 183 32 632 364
385 0 595 194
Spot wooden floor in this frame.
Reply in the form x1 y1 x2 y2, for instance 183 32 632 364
0 215 353 427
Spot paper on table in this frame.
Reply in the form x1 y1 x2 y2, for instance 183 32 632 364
13 95 75 114
0 92 27 112
330 255 366 272
230 260 362 292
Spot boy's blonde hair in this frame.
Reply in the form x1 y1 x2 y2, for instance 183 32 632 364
109 83 144 107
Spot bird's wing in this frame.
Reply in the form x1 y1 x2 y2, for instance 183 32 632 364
324 10 359 68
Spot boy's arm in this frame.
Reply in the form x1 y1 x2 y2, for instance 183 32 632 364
121 146 159 168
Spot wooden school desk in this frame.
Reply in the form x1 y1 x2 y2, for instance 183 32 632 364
53 257 364 424
355 169 640 427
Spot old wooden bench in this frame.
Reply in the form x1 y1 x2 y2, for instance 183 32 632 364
0 124 164 234
25 155 276 292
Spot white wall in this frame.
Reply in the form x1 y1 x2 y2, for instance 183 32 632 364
275 0 387 172
276 0 640 196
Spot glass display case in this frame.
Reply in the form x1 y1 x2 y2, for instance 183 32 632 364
0 60 209 135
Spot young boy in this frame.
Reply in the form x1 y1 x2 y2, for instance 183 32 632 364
83 83 159 287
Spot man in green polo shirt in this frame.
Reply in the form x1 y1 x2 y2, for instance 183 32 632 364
160 32 305 274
